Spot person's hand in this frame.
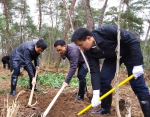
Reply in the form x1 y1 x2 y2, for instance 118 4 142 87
91 90 101 107
62 82 68 87
132 65 144 79
36 66 39 70
32 77 36 85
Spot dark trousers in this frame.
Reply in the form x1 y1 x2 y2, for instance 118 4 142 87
100 57 149 96
12 63 35 79
77 64 88 82
11 63 36 91
10 62 36 96
76 64 88 99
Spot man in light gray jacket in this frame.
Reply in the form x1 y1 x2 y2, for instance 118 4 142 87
54 40 88 100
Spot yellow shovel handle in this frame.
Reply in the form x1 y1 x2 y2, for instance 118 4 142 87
77 75 134 116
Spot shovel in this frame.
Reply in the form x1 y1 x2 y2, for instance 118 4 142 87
77 75 134 115
26 70 38 107
42 85 65 117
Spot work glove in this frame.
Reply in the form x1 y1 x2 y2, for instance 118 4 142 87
91 90 101 107
132 65 144 79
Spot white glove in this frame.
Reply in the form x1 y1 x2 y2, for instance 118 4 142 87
132 65 144 79
91 90 101 107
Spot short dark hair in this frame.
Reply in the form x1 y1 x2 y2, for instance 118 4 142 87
54 40 66 47
71 28 92 42
36 39 47 50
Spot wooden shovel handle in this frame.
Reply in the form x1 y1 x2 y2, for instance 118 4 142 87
27 70 38 106
42 85 65 117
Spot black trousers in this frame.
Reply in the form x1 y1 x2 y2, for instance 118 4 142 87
11 63 35 80
77 64 88 82
100 56 149 96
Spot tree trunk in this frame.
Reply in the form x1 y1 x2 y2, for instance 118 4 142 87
38 0 42 38
99 0 108 27
144 20 150 45
61 0 76 40
143 20 150 62
83 0 94 31
3 0 12 54
115 0 124 117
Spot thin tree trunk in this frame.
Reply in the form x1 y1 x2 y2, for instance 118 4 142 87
143 20 150 63
98 0 108 65
115 0 123 117
99 0 108 27
48 0 54 63
83 0 95 31
61 0 76 40
144 20 150 46
20 14 24 44
3 0 12 54
38 0 42 38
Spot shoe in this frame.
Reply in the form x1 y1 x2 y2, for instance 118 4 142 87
75 96 83 101
138 95 150 117
34 87 40 92
90 108 110 114
29 87 40 92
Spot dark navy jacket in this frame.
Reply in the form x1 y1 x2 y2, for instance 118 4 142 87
10 41 39 78
63 43 86 83
85 25 143 90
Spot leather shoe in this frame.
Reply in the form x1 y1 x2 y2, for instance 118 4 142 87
90 108 110 114
75 96 83 101
34 87 40 92
29 87 40 92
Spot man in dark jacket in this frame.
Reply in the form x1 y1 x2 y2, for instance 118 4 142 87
10 39 47 96
1 55 10 69
54 40 88 100
71 25 150 117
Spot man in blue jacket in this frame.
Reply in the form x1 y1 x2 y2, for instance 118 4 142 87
10 39 47 96
54 40 88 100
71 25 150 117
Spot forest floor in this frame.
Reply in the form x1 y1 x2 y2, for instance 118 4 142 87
0 64 150 117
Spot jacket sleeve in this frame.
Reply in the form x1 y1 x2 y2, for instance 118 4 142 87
34 57 39 66
24 49 35 78
95 25 143 65
65 49 79 84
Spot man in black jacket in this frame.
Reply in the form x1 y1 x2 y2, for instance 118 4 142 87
10 39 47 96
71 25 150 117
1 55 10 69
54 40 88 100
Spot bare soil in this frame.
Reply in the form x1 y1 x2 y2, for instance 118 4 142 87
0 65 150 117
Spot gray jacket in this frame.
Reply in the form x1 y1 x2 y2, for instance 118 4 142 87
63 43 87 83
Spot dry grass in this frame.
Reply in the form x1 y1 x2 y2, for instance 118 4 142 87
0 90 26 117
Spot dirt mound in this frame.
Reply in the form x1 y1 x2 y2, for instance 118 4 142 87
0 86 144 117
